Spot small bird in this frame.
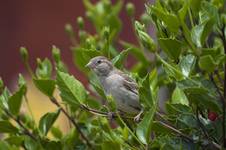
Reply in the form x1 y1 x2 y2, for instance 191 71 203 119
86 56 142 121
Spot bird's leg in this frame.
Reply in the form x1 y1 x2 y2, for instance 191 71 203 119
107 112 116 120
134 109 143 122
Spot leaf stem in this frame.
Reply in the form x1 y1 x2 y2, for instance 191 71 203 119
24 95 35 124
115 113 146 150
50 98 93 149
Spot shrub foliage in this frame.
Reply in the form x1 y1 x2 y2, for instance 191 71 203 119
0 0 226 149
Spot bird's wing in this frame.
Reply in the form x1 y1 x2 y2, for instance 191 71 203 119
116 70 139 95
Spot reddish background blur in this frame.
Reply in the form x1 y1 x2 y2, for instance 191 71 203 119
0 0 146 87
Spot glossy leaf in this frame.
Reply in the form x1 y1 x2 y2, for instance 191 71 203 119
39 109 60 136
56 71 87 106
179 54 196 77
33 79 55 98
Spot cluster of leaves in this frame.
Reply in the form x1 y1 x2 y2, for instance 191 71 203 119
0 0 226 149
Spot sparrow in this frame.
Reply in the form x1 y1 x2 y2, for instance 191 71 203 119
86 56 142 121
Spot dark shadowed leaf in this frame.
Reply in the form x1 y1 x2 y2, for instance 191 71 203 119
101 141 121 150
158 38 183 60
198 55 216 72
5 136 24 146
24 136 43 150
0 121 18 133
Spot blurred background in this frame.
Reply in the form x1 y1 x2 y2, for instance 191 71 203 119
0 0 145 86
0 0 146 133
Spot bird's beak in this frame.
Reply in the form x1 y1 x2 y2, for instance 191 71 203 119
85 62 94 69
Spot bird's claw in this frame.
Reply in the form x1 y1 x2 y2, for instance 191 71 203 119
133 110 143 122
107 112 115 120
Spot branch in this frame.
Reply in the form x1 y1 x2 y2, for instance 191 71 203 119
80 104 221 149
221 23 226 147
5 110 36 140
80 104 133 119
155 112 221 149
50 98 93 149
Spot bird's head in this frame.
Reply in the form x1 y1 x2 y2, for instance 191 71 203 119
86 56 113 76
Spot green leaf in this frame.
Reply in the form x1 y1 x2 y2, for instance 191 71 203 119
177 78 221 112
33 79 55 97
0 141 11 150
18 74 26 88
149 6 180 33
0 88 10 110
8 85 26 115
178 0 189 21
158 38 183 60
43 141 62 150
171 87 189 106
101 141 121 150
0 121 18 133
198 55 216 72
24 136 43 150
89 73 107 100
56 71 87 106
39 109 60 136
72 48 102 71
156 54 184 80
136 106 157 144
36 58 52 79
51 126 63 139
120 41 149 66
112 48 131 68
135 21 156 52
139 74 152 108
179 54 196 77
5 136 24 146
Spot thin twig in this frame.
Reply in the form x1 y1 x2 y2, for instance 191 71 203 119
5 110 36 140
80 104 133 119
50 98 93 149
155 112 221 149
24 95 35 124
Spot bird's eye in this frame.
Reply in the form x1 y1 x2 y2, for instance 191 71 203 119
97 60 102 64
